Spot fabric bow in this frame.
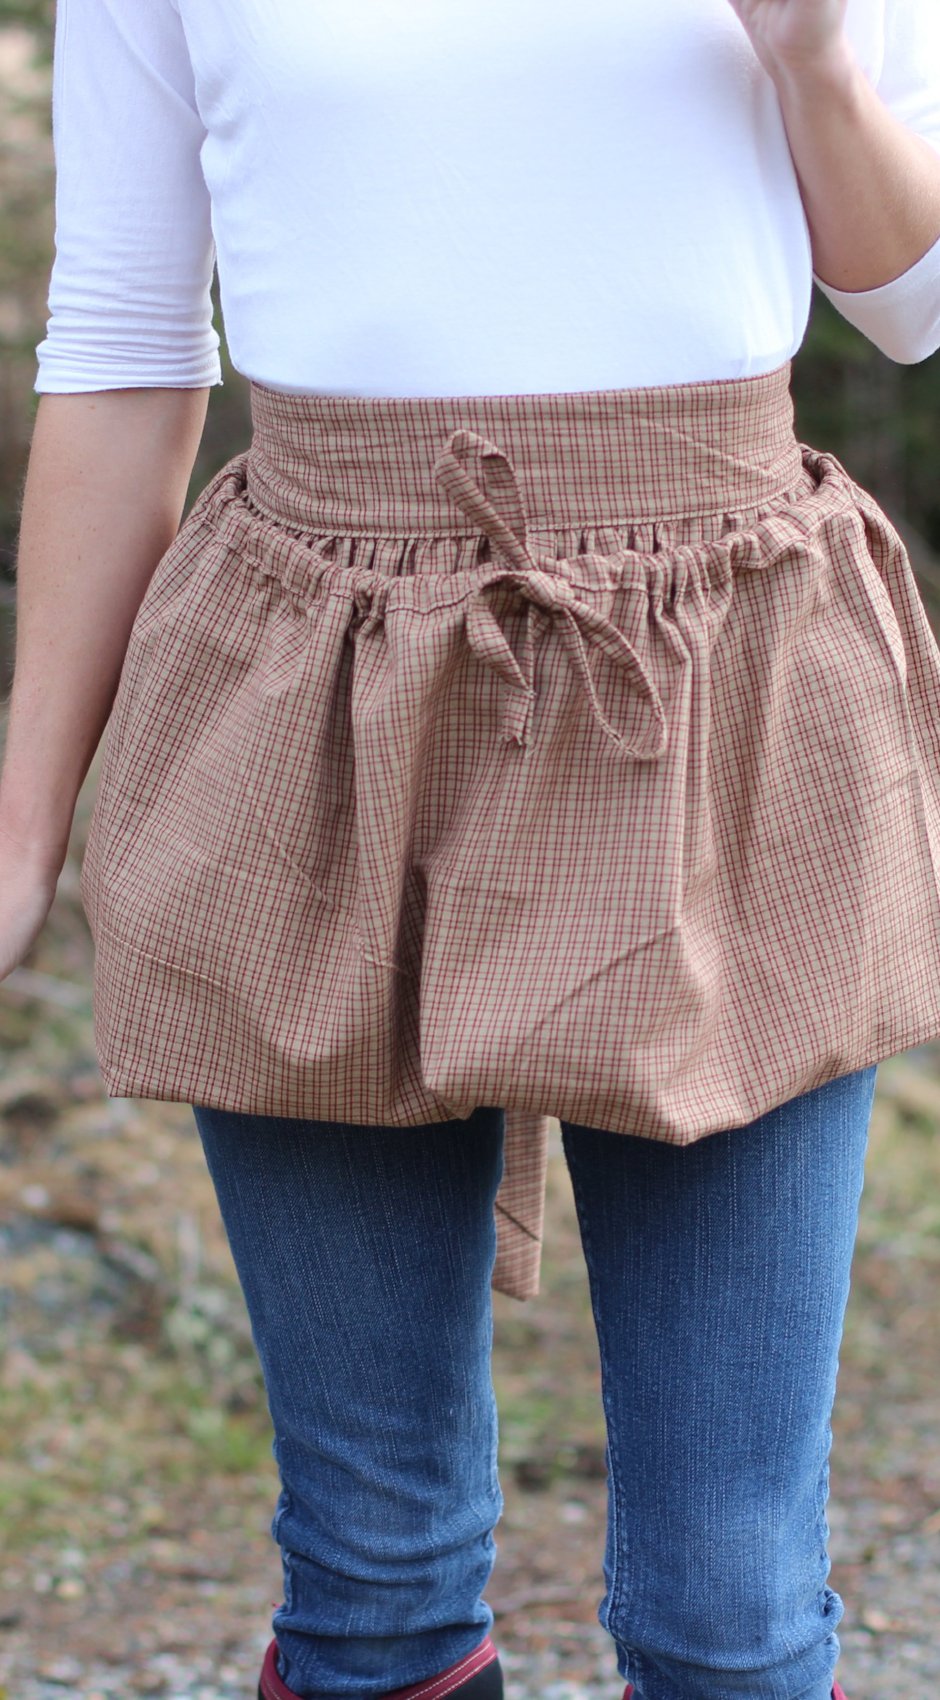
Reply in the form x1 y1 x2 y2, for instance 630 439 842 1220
431 428 667 759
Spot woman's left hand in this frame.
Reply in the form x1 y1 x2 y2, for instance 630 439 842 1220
725 0 849 81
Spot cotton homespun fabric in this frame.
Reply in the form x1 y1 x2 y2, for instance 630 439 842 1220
80 364 940 1299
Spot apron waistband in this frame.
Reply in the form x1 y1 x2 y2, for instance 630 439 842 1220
245 363 804 537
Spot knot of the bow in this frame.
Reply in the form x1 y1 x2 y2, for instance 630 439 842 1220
431 428 668 760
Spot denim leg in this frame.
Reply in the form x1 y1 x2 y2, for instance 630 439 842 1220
191 1104 506 1700
561 1065 877 1700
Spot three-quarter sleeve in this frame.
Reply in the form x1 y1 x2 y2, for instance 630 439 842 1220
34 0 222 392
813 0 940 364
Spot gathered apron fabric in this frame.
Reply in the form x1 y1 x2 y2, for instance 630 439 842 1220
80 362 940 1300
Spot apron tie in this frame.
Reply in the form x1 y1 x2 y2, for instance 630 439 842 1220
431 429 668 759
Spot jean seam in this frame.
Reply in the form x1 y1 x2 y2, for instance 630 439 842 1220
561 1136 629 1656
271 1450 292 1546
812 1420 844 1664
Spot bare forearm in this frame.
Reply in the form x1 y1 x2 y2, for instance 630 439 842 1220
726 0 940 294
0 388 209 866
773 41 940 292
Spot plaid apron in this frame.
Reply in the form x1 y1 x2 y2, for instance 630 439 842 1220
80 363 940 1298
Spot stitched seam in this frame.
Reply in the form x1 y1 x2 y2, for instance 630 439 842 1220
357 941 410 976
94 918 232 992
221 465 817 545
234 480 806 536
93 913 410 994
210 462 856 616
398 1643 496 1700
231 485 844 616
560 1132 628 1647
494 1202 541 1243
234 760 352 917
415 1670 484 1700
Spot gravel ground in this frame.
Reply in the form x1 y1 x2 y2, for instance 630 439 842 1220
3 1126 939 1700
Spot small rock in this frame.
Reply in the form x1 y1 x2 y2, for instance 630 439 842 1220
861 1606 907 1633
36 1657 82 1685
131 1674 168 1695
19 1183 51 1210
55 1577 87 1599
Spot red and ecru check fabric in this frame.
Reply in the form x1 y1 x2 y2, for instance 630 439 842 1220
80 363 940 1299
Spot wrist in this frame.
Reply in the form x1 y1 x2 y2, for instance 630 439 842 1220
0 789 73 875
767 36 862 110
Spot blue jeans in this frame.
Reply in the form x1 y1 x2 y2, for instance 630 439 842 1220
191 1064 877 1700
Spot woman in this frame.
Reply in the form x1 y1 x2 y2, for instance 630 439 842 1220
4 0 940 1695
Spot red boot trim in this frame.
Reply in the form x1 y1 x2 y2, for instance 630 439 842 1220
624 1681 846 1699
259 1634 499 1700
259 1639 299 1700
382 1636 499 1700
259 1639 302 1700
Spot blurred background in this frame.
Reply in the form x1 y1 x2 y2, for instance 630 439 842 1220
2 10 940 1700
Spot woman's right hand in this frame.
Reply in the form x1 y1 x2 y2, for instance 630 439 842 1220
0 388 211 989
0 819 65 982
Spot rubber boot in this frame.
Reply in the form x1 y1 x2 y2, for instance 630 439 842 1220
622 1682 851 1698
259 1632 503 1700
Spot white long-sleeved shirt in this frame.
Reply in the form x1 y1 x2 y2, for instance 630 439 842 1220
33 0 940 398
